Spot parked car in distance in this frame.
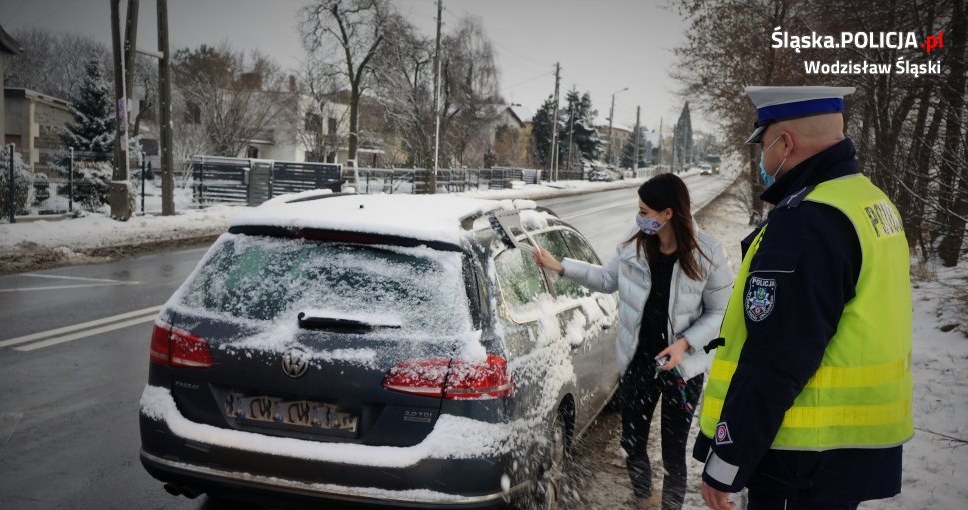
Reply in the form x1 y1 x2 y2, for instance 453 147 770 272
589 169 620 182
139 191 621 509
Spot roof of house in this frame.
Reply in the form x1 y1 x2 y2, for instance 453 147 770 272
507 104 533 124
0 24 22 55
4 87 71 108
231 192 530 245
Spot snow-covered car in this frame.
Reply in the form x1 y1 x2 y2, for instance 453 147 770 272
139 191 620 509
588 169 619 182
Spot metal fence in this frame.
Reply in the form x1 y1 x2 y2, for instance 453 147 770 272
356 167 543 195
190 156 343 206
5 144 662 220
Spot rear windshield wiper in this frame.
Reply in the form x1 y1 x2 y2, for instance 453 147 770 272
297 312 402 334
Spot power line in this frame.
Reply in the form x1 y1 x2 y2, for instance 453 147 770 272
501 70 553 92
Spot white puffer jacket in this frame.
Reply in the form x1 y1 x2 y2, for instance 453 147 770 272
561 228 732 380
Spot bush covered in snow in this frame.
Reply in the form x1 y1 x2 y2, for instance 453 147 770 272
56 160 113 212
0 146 34 219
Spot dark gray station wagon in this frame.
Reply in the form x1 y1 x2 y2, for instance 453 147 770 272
139 192 620 509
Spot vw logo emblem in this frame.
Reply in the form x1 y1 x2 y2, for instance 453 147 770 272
282 351 310 379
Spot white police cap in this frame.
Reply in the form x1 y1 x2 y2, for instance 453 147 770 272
745 86 855 144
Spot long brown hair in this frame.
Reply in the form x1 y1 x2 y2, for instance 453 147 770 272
626 173 710 281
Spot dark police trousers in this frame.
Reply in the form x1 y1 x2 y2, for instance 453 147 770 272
748 490 860 510
620 360 703 510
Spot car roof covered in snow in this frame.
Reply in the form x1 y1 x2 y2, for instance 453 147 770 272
230 191 535 245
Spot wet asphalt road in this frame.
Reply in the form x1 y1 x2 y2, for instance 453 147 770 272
0 175 731 509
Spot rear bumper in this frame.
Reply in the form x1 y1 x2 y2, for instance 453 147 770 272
140 412 528 508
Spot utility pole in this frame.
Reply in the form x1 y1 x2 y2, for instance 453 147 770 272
123 0 139 101
657 116 663 167
158 0 174 215
109 0 132 220
606 87 627 167
566 97 575 173
633 105 640 173
430 0 442 194
547 62 560 181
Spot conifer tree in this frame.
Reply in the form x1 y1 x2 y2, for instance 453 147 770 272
60 59 115 157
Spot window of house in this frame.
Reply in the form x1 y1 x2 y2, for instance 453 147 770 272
184 102 201 124
305 113 322 133
328 117 337 135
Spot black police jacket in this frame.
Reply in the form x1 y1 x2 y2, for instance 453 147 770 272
692 139 903 504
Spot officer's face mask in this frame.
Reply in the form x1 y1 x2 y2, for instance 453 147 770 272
759 135 787 188
636 212 666 235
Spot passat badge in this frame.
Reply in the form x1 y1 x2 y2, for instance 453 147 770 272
745 276 776 322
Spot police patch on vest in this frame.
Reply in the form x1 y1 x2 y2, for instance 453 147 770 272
745 276 777 322
715 421 733 445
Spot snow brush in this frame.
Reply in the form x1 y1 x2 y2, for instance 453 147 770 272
488 212 538 254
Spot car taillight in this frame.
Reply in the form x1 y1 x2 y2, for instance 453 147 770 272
149 320 214 368
382 354 513 399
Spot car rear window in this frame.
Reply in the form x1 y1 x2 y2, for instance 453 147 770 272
177 234 473 336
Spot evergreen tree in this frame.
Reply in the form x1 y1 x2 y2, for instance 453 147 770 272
533 90 602 170
532 95 557 169
60 59 115 157
620 128 651 170
560 90 601 169
673 101 693 169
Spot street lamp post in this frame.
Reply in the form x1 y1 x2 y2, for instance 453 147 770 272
606 87 628 166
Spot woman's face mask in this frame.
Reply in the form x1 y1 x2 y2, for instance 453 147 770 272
636 213 666 235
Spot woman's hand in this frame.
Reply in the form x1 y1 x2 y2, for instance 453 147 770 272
532 246 563 275
656 336 690 371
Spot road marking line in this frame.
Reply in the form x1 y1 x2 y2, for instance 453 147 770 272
22 273 142 284
0 305 163 348
14 314 159 352
0 282 141 293
0 412 23 446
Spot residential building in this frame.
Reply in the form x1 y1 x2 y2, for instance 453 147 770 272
3 87 73 173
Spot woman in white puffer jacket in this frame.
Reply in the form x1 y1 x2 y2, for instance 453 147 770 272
534 173 732 510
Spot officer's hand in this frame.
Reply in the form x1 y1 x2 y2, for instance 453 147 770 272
655 337 689 370
701 481 735 510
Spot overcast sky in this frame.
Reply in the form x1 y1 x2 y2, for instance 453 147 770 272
0 0 708 133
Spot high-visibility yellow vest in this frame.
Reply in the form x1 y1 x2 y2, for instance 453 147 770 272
699 174 913 450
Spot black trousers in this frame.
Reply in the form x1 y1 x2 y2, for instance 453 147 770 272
620 362 704 510
747 490 860 510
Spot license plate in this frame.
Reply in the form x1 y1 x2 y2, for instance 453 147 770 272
225 393 359 433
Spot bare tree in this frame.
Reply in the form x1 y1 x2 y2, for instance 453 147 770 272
300 0 390 165
440 16 502 168
4 28 108 100
370 12 435 167
295 58 351 162
171 43 287 157
371 13 501 169
672 0 808 221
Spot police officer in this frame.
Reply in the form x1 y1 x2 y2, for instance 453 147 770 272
693 86 913 510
